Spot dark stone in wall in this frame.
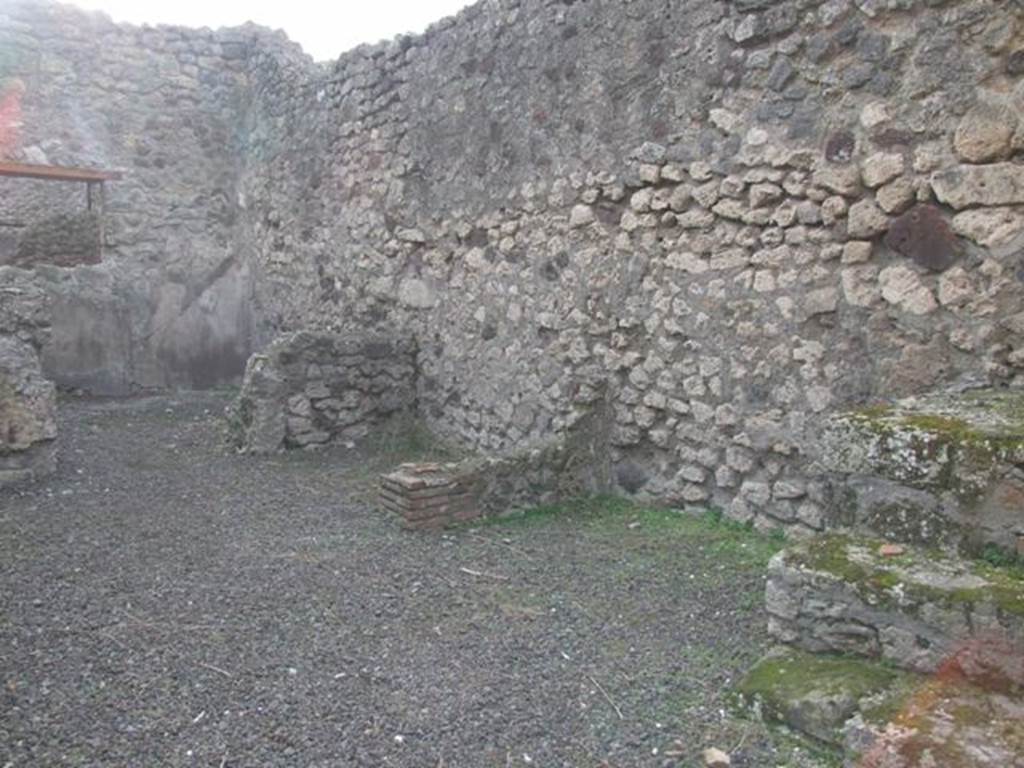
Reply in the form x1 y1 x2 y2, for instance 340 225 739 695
824 131 856 163
1008 50 1024 76
884 205 962 273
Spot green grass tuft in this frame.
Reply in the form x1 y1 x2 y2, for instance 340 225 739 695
484 495 786 571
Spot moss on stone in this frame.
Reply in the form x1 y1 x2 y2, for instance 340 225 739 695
860 499 963 552
737 648 914 745
845 390 1024 459
881 680 1024 766
787 534 1024 618
858 675 920 727
739 649 902 703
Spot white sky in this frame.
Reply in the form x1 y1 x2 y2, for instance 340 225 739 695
68 0 475 60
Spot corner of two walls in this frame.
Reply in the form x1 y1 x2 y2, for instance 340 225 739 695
6 0 1024 533
0 2 316 393
243 0 1024 531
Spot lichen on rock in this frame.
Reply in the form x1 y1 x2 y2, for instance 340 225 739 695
819 389 1024 554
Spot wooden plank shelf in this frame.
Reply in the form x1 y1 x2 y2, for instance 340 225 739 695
0 161 122 183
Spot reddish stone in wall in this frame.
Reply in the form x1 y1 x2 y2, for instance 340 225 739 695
884 204 961 272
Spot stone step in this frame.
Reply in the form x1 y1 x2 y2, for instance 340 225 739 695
766 534 1024 674
819 387 1024 556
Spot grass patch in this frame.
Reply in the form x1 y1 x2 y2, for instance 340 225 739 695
483 495 786 571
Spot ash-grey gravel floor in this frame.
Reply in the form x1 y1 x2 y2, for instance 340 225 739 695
1 394 831 768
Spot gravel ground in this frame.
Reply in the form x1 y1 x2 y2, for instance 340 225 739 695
1 394 834 768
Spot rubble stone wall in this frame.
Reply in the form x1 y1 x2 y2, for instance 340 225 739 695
766 535 1024 675
5 0 1024 527
240 0 1024 531
1 210 101 269
0 266 56 487
227 332 418 453
0 1 314 392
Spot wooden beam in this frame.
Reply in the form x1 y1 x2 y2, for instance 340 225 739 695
0 161 122 183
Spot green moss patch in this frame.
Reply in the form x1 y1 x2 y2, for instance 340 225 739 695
847 389 1024 456
736 648 915 744
851 389 1024 442
482 495 786 571
739 649 904 705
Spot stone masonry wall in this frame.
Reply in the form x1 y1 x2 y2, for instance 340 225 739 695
5 0 1024 529
0 1 317 392
238 0 1024 532
766 535 1024 675
227 332 418 453
0 265 56 487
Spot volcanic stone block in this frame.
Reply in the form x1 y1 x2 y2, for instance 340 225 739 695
819 388 1024 555
883 204 961 272
931 163 1024 210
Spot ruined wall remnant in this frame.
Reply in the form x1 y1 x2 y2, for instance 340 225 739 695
0 266 56 486
378 398 613 530
5 0 1024 528
819 389 1024 555
766 535 1024 675
0 1 312 392
240 0 1024 532
227 332 418 453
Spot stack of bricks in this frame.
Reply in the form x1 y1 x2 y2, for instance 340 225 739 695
379 463 480 530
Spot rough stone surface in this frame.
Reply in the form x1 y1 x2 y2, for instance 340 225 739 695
738 646 909 745
932 164 1024 210
847 199 889 238
846 679 1024 768
0 337 56 486
954 102 1018 164
0 266 51 349
952 207 1024 249
741 645 1024 766
2 0 1024 531
878 265 937 315
819 388 1024 554
0 265 56 486
883 204 962 273
227 332 418 453
0 1 276 391
861 152 904 189
766 535 1024 674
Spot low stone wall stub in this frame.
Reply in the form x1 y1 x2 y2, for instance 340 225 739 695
228 331 418 453
378 403 615 530
818 388 1024 556
0 336 57 487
